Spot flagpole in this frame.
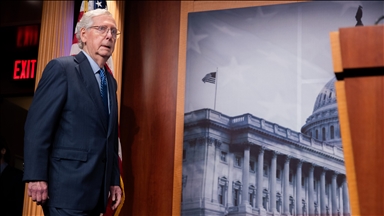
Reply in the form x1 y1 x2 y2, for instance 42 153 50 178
214 67 218 110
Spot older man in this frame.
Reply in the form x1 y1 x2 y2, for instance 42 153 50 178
23 9 122 216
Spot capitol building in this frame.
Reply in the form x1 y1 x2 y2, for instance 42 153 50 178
181 77 350 216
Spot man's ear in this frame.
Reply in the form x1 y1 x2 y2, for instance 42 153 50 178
80 28 87 44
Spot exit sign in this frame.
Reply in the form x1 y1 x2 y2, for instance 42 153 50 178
13 59 37 80
1 24 40 96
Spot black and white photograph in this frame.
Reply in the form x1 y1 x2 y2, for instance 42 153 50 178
181 1 384 216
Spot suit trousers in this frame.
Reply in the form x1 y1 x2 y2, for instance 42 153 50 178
42 193 104 216
42 204 103 216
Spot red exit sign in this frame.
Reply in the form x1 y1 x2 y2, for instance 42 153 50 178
14 59 37 80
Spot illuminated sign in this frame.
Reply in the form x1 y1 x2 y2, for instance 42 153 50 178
1 24 40 96
17 25 39 48
13 59 37 80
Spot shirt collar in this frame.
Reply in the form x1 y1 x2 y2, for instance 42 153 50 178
81 50 103 74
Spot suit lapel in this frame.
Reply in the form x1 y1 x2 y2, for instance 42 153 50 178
74 52 109 131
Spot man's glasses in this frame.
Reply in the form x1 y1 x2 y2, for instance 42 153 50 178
89 25 121 39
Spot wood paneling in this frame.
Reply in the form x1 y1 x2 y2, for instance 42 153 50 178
34 1 75 90
344 76 384 214
120 1 181 215
331 25 384 216
339 26 384 69
334 80 360 215
342 26 384 215
331 32 360 215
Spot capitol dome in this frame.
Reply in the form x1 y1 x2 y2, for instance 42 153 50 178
301 77 342 147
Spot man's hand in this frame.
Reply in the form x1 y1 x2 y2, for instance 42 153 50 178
109 186 122 210
28 181 48 205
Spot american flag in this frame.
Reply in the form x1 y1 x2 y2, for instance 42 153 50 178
202 72 216 84
70 1 124 215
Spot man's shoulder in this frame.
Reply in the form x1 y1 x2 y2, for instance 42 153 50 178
48 55 76 67
52 52 86 64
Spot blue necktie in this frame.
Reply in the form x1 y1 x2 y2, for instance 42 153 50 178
99 68 109 115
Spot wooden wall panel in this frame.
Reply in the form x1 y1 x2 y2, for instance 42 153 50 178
341 26 384 214
120 1 181 215
339 26 384 69
332 26 384 215
344 76 384 214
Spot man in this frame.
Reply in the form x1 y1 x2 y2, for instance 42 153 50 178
23 9 122 215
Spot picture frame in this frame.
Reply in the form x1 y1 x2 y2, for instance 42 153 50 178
177 1 383 215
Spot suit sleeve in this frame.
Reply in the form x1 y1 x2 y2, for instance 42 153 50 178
111 77 121 186
23 59 68 182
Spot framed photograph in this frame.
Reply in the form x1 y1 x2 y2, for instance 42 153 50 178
180 1 384 215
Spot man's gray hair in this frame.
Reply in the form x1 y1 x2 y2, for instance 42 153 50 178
75 9 113 49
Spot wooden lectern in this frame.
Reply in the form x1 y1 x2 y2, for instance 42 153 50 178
330 25 384 215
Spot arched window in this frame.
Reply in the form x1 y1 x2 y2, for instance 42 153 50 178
235 156 242 167
232 181 242 206
289 196 295 215
249 185 256 207
250 160 255 172
314 202 319 216
276 167 281 180
302 199 307 215
220 151 227 162
262 189 269 210
330 125 335 139
276 192 282 213
263 164 268 176
322 127 326 141
218 177 228 205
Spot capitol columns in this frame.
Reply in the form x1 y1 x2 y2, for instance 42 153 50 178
320 167 327 215
211 140 222 203
342 176 350 216
331 172 339 216
240 143 252 213
257 146 266 215
283 155 291 216
308 164 315 216
270 151 278 214
202 136 216 202
296 160 303 216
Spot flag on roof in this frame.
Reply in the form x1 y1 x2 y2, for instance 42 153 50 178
202 72 216 84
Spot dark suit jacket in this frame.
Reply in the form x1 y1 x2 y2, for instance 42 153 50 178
23 52 120 211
